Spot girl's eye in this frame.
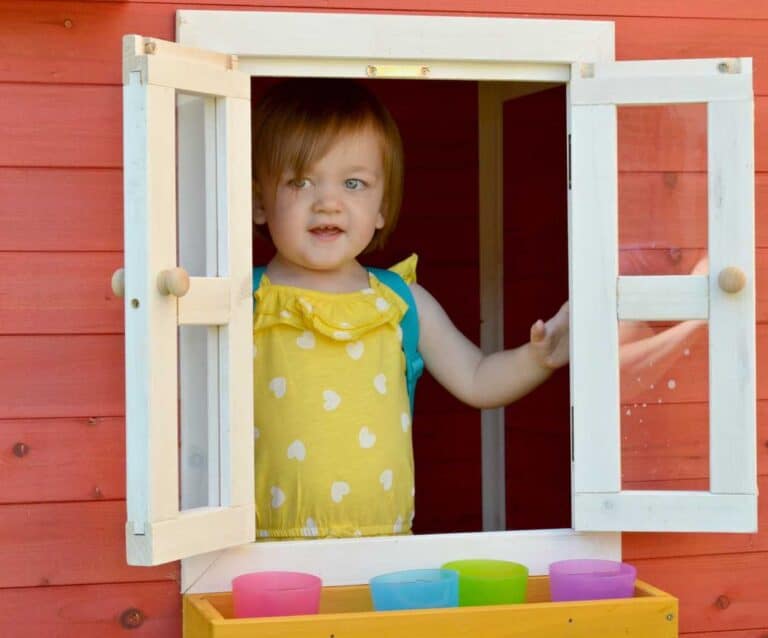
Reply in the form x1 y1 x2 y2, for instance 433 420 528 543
288 177 310 189
344 178 366 190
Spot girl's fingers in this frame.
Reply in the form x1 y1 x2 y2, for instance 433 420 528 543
530 319 546 343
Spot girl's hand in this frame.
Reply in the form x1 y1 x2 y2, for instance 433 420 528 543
529 301 570 370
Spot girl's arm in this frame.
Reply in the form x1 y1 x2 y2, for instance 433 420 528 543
411 283 569 409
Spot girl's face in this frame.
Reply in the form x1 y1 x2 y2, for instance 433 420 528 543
254 125 386 277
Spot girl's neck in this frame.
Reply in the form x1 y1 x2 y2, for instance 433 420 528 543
266 255 370 293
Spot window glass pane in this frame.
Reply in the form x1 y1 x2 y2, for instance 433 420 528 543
618 104 710 491
176 91 221 510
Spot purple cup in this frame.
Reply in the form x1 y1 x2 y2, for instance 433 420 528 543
548 559 636 602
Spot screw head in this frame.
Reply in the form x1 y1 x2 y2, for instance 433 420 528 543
12 442 29 458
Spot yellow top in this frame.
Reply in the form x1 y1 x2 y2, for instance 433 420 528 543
253 255 418 539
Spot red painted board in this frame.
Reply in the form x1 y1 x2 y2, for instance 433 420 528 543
0 168 123 251
0 252 124 335
0 84 121 168
632 552 768 634
59 0 768 20
0 416 125 504
0 500 177 587
0 580 180 638
2 3 767 91
1 90 766 172
0 335 124 419
683 630 768 638
0 1 174 86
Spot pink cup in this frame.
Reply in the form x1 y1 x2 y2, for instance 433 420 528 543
232 571 322 618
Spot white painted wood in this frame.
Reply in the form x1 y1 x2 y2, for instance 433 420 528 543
240 58 571 83
125 41 181 535
217 94 254 508
182 529 621 592
124 53 248 99
124 78 180 534
178 277 231 325
708 98 756 495
575 492 757 532
126 504 255 566
569 102 621 495
177 11 614 65
478 83 506 532
617 275 709 321
122 34 253 565
571 58 752 105
570 58 756 532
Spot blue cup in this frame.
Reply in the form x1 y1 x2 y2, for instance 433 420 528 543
369 568 459 611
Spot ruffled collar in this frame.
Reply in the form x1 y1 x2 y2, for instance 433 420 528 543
253 271 408 342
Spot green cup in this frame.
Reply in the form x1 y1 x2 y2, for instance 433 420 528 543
441 559 528 606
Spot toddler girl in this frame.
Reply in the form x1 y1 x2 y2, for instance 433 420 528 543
251 79 569 540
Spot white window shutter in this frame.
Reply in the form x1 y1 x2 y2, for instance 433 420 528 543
569 58 756 532
122 35 254 565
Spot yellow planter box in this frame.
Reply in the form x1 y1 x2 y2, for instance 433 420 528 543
184 577 677 638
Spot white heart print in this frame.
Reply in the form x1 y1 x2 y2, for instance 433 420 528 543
331 481 351 503
358 427 376 448
296 331 316 349
323 390 341 411
393 516 403 534
346 341 364 360
287 440 306 461
302 517 318 537
269 377 286 398
373 373 387 395
380 469 393 491
400 412 410 432
271 486 286 508
375 297 390 311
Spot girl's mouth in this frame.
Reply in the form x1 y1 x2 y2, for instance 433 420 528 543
310 225 343 239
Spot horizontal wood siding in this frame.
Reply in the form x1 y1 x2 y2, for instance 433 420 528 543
0 581 180 638
0 1 765 636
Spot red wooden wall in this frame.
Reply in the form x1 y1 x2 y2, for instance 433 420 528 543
1 2 767 637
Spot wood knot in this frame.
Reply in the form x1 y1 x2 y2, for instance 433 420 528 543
120 608 144 629
715 594 730 610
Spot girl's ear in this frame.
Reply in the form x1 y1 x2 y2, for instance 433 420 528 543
252 180 267 225
375 201 386 230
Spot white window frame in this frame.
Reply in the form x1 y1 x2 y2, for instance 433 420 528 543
119 11 756 590
174 11 622 593
569 58 756 532
122 35 254 566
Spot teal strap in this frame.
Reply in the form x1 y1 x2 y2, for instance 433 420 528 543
252 266 266 296
252 266 423 414
367 267 423 415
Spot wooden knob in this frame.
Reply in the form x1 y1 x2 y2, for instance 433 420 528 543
111 268 125 298
718 266 746 293
157 267 190 297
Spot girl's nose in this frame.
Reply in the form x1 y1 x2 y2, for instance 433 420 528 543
312 184 343 213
